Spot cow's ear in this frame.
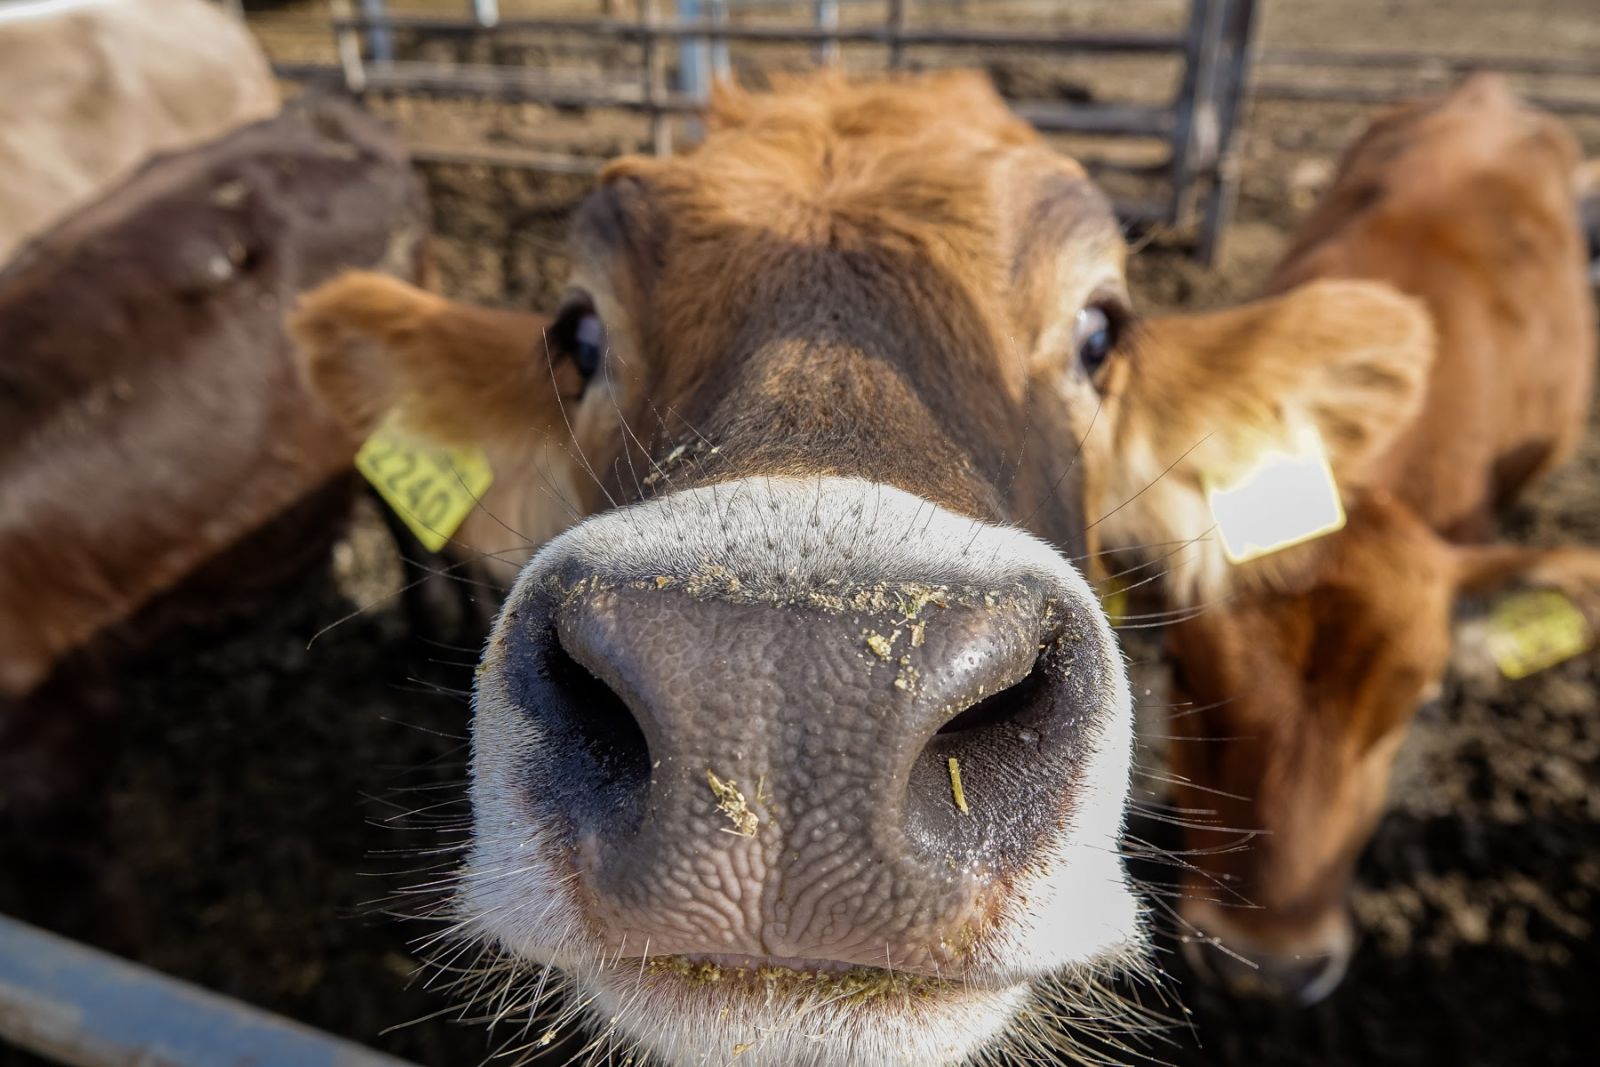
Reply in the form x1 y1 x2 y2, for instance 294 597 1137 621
288 271 581 449
1090 279 1434 601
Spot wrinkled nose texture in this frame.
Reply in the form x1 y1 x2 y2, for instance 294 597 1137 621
489 563 1113 973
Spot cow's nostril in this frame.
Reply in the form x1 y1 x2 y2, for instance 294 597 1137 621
545 636 652 778
935 666 1047 737
518 629 653 833
905 627 1096 871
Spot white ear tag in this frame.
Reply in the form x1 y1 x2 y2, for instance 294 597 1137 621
1204 424 1346 565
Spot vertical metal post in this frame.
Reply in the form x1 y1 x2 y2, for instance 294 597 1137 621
1197 0 1261 264
711 0 730 79
470 0 499 28
815 1 840 67
643 0 671 156
679 0 712 102
358 0 393 64
678 0 712 143
1165 0 1220 234
887 0 908 69
332 0 368 92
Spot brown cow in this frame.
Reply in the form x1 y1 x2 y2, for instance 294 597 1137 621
291 72 1433 1065
0 0 279 266
0 97 426 850
1098 76 1600 1002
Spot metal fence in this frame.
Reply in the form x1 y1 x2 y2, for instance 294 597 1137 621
268 0 1259 263
1252 46 1600 116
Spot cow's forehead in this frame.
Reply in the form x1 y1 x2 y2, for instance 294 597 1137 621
580 72 1121 286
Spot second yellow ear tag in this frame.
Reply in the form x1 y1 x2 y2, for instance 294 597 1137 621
1485 589 1592 680
355 421 493 552
1204 424 1346 565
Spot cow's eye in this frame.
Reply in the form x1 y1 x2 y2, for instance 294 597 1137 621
549 298 606 381
572 313 605 378
1074 304 1118 374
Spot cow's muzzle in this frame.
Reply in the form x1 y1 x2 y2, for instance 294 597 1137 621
468 477 1135 982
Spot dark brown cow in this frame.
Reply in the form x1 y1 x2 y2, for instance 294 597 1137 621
1101 76 1600 1001
0 0 280 266
0 97 426 858
291 72 1433 1065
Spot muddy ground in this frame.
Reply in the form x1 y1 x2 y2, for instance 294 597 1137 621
4 1 1600 1065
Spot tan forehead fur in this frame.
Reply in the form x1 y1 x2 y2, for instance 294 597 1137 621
600 70 1061 247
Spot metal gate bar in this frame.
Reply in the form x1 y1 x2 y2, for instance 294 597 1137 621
1251 47 1600 115
1196 0 1256 263
1252 80 1600 116
0 913 422 1067
325 14 1190 50
1258 47 1600 78
268 1 1258 262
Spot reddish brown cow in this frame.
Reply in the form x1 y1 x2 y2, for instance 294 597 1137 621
0 99 426 846
291 72 1436 1065
1100 76 1600 1001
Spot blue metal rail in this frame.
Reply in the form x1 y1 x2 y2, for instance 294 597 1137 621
0 914 423 1067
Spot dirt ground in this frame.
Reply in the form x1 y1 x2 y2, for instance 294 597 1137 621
4 2 1600 1065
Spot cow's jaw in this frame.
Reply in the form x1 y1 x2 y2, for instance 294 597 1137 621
458 477 1142 1066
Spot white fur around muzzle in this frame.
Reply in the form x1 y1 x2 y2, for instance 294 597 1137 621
459 476 1144 1066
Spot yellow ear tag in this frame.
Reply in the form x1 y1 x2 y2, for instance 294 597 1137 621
1485 589 1592 680
355 420 493 552
1204 424 1346 565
